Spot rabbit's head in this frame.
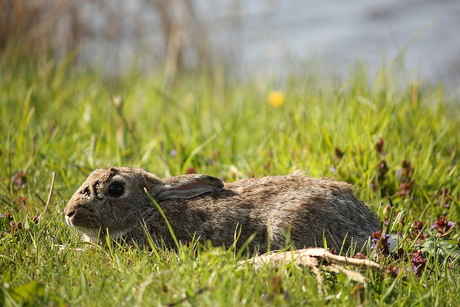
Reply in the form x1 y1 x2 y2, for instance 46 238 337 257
64 166 224 242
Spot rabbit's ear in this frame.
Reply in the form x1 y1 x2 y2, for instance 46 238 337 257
156 175 224 201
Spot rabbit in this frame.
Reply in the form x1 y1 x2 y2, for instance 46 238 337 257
64 166 380 253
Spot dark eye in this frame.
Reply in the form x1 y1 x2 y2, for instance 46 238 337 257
108 182 124 197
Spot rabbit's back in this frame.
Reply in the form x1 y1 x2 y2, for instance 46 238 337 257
145 172 379 252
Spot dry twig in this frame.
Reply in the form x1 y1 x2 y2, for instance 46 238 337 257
239 248 385 285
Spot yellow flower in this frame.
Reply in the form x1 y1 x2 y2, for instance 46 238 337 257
267 91 285 108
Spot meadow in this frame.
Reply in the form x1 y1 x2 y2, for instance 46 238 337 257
1 46 459 306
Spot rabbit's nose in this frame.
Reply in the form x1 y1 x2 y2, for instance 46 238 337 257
79 187 91 197
66 210 75 218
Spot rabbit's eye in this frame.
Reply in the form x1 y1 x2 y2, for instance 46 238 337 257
108 182 125 197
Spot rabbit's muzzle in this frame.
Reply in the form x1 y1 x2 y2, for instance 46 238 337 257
65 205 100 230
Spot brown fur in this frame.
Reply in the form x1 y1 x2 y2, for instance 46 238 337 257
64 167 380 253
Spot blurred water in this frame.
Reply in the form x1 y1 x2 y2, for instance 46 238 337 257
201 0 460 89
82 0 460 91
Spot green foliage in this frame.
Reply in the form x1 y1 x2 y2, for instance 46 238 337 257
0 52 459 306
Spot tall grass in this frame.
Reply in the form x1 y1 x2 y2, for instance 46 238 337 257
1 48 459 306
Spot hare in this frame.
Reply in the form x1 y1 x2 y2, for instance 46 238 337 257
64 166 380 253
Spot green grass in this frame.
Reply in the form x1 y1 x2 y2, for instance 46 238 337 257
1 49 459 306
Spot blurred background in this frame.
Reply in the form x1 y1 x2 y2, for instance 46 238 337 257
1 0 459 92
